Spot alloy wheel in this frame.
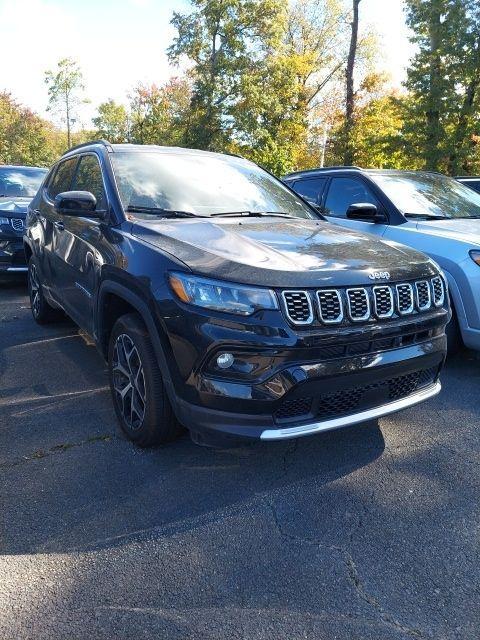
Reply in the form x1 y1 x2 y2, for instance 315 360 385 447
112 333 146 430
29 263 40 318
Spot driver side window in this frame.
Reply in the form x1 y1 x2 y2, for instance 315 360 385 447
73 155 107 210
48 158 77 200
324 177 380 218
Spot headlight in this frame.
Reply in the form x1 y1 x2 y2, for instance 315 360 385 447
469 250 480 266
168 272 278 315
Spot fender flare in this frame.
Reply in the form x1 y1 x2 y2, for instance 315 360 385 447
97 280 176 402
23 236 34 259
441 267 466 328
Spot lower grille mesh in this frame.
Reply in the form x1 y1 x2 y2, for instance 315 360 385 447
275 397 313 420
274 366 438 423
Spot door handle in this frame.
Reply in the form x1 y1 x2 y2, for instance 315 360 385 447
53 220 65 231
33 209 46 222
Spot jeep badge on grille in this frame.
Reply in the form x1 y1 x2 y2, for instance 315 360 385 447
368 271 391 280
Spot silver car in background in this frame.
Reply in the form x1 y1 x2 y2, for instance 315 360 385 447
285 168 480 352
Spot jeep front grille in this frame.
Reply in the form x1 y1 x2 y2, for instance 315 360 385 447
431 276 445 307
280 276 445 327
396 283 414 315
373 286 394 318
415 280 431 311
346 288 370 321
281 290 313 325
11 218 24 231
317 289 343 324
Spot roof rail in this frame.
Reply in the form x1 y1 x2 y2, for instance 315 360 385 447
285 165 364 178
63 139 112 155
287 165 363 176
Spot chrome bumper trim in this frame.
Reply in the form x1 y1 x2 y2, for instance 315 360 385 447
6 267 28 272
260 381 441 441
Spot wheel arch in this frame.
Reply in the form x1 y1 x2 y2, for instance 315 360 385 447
23 238 33 264
97 281 176 401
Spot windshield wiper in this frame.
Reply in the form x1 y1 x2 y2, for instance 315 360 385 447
125 206 206 218
210 211 300 219
404 212 450 220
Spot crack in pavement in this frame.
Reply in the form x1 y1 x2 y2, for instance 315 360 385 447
281 437 299 479
0 386 109 409
92 603 423 633
0 434 121 470
267 498 431 640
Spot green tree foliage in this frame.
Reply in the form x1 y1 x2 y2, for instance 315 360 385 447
129 78 191 145
446 0 480 174
405 0 480 173
168 0 286 151
44 58 88 148
323 73 412 169
344 75 415 169
0 92 64 166
93 100 129 143
232 0 352 174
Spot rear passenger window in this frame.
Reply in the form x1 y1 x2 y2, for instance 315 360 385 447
48 158 77 199
73 155 107 210
292 178 326 205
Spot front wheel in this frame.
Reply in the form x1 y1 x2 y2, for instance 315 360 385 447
108 313 183 446
28 257 62 324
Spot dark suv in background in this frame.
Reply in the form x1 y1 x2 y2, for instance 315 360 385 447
0 165 47 274
456 176 480 194
24 142 449 446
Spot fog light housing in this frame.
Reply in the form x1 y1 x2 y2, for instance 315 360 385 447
216 353 235 369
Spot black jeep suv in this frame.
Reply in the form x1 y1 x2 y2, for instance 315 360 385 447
0 165 48 274
24 142 449 446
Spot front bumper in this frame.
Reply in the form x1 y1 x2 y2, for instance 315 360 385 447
172 336 446 440
158 292 449 440
260 381 441 440
0 237 27 272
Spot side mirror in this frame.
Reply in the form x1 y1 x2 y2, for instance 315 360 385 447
54 191 100 217
346 202 386 223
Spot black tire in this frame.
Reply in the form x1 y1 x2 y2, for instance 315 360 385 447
108 312 183 446
28 257 62 324
446 307 462 355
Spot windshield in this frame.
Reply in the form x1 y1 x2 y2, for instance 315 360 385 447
0 167 47 198
370 171 480 219
111 151 316 219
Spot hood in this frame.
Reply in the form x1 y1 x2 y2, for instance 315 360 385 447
132 217 435 288
415 218 480 246
0 196 31 217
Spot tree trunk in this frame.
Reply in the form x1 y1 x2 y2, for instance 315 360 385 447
66 93 71 148
344 0 361 166
425 4 442 171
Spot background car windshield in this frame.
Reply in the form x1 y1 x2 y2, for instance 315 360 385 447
111 152 315 218
370 172 480 218
0 167 47 198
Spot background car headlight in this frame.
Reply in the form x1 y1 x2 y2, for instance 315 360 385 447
168 272 278 315
469 250 480 266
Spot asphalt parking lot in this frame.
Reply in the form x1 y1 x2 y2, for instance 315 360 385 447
1 278 479 640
